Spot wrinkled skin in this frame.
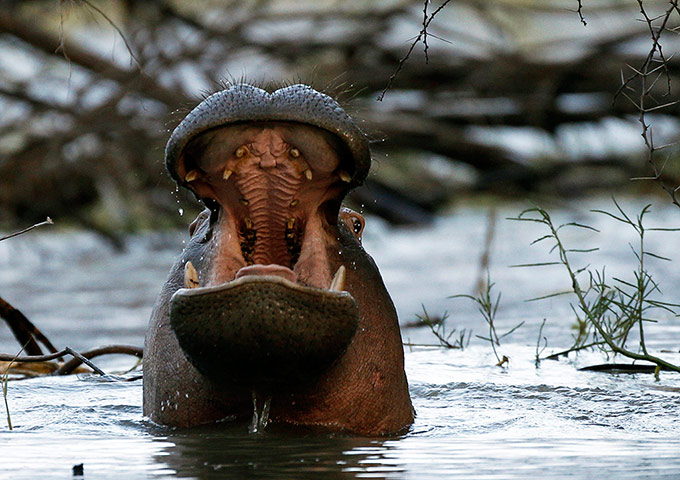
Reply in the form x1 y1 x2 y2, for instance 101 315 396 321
143 84 414 436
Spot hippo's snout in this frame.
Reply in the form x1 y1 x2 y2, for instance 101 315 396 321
169 273 358 387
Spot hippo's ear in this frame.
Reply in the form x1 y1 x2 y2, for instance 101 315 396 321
188 209 211 237
339 208 365 243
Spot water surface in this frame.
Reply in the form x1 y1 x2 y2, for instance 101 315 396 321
1 197 679 479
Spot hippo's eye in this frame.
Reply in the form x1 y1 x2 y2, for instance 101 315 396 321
235 146 247 158
339 208 365 242
352 219 361 234
289 147 301 158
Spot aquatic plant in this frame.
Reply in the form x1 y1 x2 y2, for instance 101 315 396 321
2 356 13 430
450 277 524 366
414 306 470 350
510 199 680 374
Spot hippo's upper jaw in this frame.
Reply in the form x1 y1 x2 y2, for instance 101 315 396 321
144 84 414 436
168 123 362 386
174 122 355 290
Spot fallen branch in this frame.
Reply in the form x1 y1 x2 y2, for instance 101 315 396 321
0 345 143 377
55 345 143 375
579 363 662 373
0 295 58 356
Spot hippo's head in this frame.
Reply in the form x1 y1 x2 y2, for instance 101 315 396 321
144 84 413 435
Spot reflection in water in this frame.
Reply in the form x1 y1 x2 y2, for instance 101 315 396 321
154 423 400 479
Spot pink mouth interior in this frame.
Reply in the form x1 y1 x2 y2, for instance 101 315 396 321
178 122 351 290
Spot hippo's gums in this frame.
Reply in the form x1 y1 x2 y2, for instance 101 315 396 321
143 84 414 436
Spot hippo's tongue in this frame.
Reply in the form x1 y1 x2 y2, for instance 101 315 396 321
235 264 297 283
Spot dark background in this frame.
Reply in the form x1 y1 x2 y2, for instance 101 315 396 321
1 0 679 240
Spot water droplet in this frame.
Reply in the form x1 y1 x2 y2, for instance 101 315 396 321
178 208 184 216
249 391 272 434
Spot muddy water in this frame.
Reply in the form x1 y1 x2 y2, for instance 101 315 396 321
1 197 680 479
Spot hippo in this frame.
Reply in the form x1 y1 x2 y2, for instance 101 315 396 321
143 84 414 436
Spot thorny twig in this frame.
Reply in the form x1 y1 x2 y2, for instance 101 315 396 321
377 0 452 101
0 218 53 242
57 0 142 70
575 0 587 26
614 0 680 209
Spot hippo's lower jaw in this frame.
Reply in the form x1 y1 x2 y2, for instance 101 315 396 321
169 272 359 389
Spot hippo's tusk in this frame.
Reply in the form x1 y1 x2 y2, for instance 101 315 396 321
304 169 313 180
223 168 233 181
329 265 346 292
339 171 351 183
184 261 200 289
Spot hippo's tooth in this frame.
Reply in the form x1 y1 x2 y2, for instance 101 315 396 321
223 168 233 181
235 146 247 158
329 265 346 292
304 169 313 180
339 170 351 183
185 170 200 182
184 261 199 289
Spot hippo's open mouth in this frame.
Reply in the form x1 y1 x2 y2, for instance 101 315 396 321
174 121 356 288
166 118 364 386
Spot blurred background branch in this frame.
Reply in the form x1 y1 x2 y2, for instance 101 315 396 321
1 0 679 238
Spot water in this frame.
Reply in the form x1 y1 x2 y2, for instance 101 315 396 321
249 392 272 434
1 196 680 479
